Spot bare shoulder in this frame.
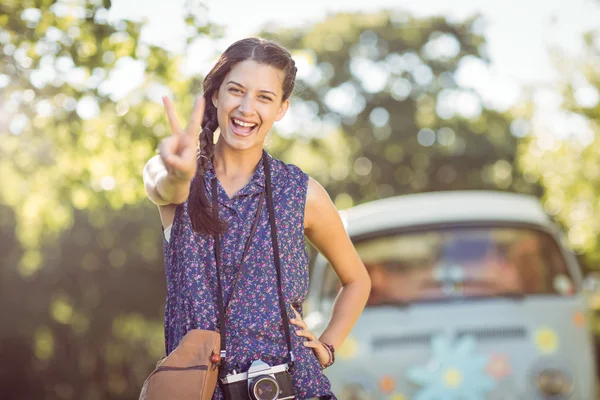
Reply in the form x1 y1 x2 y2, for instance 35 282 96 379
305 177 337 232
306 177 330 205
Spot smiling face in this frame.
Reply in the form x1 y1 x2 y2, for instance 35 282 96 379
212 59 290 152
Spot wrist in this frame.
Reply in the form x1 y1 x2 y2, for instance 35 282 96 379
155 170 192 204
166 168 194 184
320 342 335 369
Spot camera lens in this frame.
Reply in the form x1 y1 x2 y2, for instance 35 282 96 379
249 375 280 400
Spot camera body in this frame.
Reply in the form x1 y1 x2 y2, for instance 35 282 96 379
221 359 295 400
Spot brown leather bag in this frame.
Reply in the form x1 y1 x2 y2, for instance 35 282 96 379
138 329 221 400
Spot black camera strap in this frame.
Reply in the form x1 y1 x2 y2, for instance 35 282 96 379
262 152 295 367
212 151 294 379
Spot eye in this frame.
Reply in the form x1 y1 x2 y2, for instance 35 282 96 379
228 87 242 94
259 95 273 102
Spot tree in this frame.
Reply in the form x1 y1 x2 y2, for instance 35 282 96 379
517 22 600 343
0 0 214 275
261 10 540 210
519 30 600 266
0 1 218 398
0 203 167 400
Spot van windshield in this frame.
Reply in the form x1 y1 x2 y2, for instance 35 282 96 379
322 226 575 307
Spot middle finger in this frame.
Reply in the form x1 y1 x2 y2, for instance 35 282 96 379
290 317 307 330
163 96 184 136
186 96 205 137
294 329 317 341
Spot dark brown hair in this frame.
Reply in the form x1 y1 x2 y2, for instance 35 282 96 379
189 37 297 235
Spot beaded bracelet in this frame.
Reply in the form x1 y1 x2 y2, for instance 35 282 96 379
320 342 335 369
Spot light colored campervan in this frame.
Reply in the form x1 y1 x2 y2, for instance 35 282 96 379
306 191 597 400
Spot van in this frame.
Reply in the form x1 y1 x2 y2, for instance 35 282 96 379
305 191 597 400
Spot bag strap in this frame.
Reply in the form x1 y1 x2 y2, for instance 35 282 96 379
211 179 228 371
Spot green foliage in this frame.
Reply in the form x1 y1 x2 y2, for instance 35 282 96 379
0 0 212 272
262 10 540 210
0 1 217 398
0 204 167 399
517 24 600 338
519 31 600 267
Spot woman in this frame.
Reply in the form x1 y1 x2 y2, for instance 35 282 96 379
143 37 370 399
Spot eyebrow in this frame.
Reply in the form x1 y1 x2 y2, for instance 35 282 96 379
227 80 277 97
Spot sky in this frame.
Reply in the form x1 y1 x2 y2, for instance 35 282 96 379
210 0 598 84
110 0 600 83
106 0 600 140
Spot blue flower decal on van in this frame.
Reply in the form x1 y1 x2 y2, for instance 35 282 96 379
406 334 495 400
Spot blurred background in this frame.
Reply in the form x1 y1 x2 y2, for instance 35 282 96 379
2 0 600 398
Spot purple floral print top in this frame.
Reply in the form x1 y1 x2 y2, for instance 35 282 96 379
163 153 335 399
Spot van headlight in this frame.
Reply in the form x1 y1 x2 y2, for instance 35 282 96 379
535 368 573 396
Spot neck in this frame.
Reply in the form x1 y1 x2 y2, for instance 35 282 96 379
212 142 263 180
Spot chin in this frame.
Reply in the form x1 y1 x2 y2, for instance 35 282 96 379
222 135 260 152
230 141 257 152
222 126 263 151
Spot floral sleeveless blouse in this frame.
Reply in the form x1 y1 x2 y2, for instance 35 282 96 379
163 153 335 399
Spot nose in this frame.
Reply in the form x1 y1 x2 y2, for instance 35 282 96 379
238 95 256 116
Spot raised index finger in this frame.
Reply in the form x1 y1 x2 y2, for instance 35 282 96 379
185 96 205 137
163 96 183 135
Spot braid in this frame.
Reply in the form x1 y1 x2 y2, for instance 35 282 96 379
197 106 218 174
197 128 213 174
188 101 227 235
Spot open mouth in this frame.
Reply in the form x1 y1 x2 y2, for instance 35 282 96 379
231 118 258 136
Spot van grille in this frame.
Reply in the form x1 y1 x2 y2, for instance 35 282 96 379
372 332 437 349
372 327 527 350
456 327 527 341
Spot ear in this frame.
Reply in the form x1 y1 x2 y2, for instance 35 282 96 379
212 91 219 109
275 99 290 122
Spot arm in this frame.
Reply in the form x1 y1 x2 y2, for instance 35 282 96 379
304 178 371 349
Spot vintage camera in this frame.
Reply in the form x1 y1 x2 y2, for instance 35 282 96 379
221 359 295 400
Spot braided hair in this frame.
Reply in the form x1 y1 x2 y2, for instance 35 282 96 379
188 37 298 235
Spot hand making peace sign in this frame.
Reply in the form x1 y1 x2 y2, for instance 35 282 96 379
158 96 206 182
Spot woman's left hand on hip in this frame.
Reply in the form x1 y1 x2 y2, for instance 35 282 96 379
290 307 331 366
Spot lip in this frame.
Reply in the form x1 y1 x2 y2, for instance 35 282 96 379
230 117 258 137
231 116 258 125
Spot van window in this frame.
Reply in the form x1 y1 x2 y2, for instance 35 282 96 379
320 226 574 307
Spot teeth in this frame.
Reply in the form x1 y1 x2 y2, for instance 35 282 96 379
233 118 256 128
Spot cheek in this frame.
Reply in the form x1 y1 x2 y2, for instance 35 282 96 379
217 101 234 120
261 107 282 124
